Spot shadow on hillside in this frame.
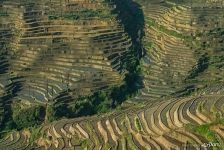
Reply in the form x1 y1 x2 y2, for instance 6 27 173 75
113 0 145 91
0 76 24 133
0 61 9 74
114 0 145 56
47 0 146 119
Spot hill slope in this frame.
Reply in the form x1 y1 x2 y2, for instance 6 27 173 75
0 0 224 149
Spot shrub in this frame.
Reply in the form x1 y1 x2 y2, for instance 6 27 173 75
50 90 114 119
48 15 59 20
210 55 224 68
12 105 45 129
67 99 95 117
187 53 209 79
135 117 142 131
29 126 42 144
46 104 58 122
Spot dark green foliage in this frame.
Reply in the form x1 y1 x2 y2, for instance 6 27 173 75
210 55 224 68
50 71 142 119
48 0 144 120
12 105 45 129
67 98 95 116
92 91 111 113
48 15 59 20
1 120 16 131
112 71 141 103
50 91 111 120
46 104 58 122
63 13 80 20
187 53 209 79
113 0 144 103
111 86 126 106
0 12 9 17
113 0 144 39
0 119 16 138
51 71 142 119
52 102 68 118
0 0 144 127
209 28 224 36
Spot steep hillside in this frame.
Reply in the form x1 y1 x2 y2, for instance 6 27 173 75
0 0 224 149
0 0 141 128
1 0 130 103
132 0 224 101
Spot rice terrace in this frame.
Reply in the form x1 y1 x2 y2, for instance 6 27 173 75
0 0 224 149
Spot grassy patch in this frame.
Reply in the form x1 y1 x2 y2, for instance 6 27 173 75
188 124 217 141
12 103 45 129
80 139 91 149
186 118 224 149
134 117 142 132
29 126 42 145
210 55 224 68
146 19 194 43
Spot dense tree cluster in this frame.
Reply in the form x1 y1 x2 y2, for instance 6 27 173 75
12 105 45 129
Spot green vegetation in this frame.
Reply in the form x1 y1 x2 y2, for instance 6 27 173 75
0 101 45 138
114 0 144 100
209 55 224 69
146 19 195 43
112 63 141 103
186 27 224 84
46 0 144 121
144 41 153 50
134 117 142 131
48 9 114 20
47 58 142 121
12 104 45 129
1 0 224 149
1 0 144 132
46 105 57 123
187 124 218 141
187 53 209 79
208 28 224 36
49 91 110 120
48 79 141 121
186 119 224 149
80 139 91 149
0 12 9 17
48 15 59 20
28 126 42 145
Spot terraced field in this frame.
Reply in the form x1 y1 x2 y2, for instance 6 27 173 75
0 93 223 149
1 0 131 104
133 0 224 101
0 0 224 149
